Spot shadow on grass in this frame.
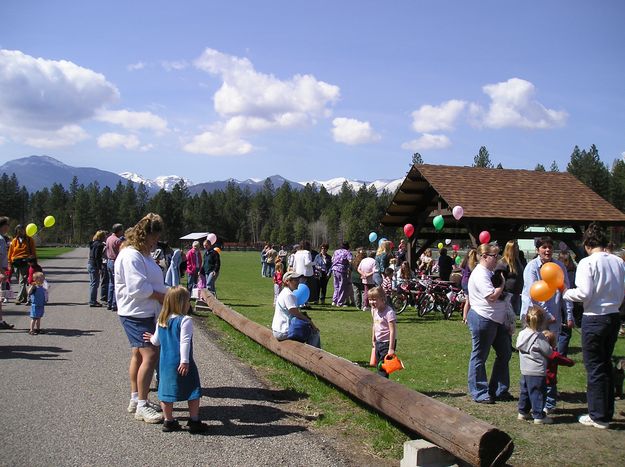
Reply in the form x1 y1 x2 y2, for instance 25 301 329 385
202 386 309 403
193 403 312 438
226 303 262 308
0 344 71 360
558 391 587 404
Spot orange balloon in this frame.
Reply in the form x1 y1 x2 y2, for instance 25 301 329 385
540 262 564 289
530 280 556 302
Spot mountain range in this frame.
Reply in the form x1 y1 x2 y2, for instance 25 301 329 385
0 155 402 195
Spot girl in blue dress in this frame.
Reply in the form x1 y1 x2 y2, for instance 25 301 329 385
28 272 46 335
144 286 207 433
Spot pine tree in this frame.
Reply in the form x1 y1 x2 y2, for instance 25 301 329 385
535 163 546 171
549 161 559 172
567 144 610 200
411 152 424 166
473 146 493 168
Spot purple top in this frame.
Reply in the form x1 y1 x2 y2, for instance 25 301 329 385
331 248 353 274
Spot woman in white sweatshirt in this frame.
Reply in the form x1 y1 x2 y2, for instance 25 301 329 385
115 213 168 424
563 223 625 429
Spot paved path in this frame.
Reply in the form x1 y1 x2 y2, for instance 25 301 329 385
1 249 347 466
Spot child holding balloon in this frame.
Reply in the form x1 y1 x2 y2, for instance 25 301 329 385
271 272 320 348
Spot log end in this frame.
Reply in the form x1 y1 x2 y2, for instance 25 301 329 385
479 428 514 467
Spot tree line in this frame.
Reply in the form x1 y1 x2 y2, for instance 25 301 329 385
0 144 622 247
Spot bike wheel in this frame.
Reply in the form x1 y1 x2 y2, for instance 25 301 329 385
417 294 434 317
391 292 408 314
443 302 454 320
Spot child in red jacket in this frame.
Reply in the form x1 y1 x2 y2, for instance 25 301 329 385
543 330 575 415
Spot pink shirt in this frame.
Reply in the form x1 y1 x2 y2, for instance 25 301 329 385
372 305 396 342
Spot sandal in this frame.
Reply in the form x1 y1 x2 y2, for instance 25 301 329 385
28 330 36 335
0 321 14 329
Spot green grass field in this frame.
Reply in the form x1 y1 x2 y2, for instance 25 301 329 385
200 251 625 465
37 247 74 260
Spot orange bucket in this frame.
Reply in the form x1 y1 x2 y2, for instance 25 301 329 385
378 354 405 374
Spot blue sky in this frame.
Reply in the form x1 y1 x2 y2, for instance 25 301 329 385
1 0 624 183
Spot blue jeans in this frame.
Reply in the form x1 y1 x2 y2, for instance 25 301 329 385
558 326 572 356
545 382 557 410
206 271 217 296
582 313 620 422
107 259 117 309
518 374 547 419
87 263 100 305
467 309 512 401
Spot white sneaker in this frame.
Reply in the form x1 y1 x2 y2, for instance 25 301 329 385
578 414 609 429
517 412 531 421
127 399 161 413
533 416 554 425
543 407 555 415
134 404 164 423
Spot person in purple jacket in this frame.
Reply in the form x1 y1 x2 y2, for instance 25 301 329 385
331 242 352 307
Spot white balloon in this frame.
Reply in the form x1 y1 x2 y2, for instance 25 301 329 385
445 238 451 245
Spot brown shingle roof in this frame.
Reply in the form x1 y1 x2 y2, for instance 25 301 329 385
382 164 625 226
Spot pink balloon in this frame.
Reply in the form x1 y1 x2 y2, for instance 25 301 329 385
452 205 464 220
452 244 460 251
403 223 415 238
207 233 217 245
478 231 491 244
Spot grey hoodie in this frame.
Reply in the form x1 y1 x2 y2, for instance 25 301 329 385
516 328 552 376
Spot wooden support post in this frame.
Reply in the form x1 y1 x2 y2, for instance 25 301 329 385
198 293 514 467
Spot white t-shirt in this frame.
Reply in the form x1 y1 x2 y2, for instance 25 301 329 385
563 251 625 316
468 263 507 324
272 287 297 334
115 246 168 319
293 250 313 277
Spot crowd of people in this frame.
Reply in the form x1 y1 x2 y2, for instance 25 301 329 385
2 210 624 432
267 225 625 429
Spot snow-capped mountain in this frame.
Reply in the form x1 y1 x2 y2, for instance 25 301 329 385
300 177 402 195
119 172 402 195
120 172 193 191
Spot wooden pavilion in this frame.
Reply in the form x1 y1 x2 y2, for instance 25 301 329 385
381 164 625 266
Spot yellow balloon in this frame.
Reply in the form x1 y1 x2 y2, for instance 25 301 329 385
26 223 38 237
437 242 444 249
44 215 55 228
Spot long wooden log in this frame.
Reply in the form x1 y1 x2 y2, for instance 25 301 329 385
197 295 513 467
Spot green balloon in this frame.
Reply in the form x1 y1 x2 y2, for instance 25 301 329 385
455 255 462 265
433 215 444 231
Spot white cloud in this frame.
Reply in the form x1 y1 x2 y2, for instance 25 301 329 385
194 48 339 129
183 128 253 156
127 61 146 71
411 100 466 133
332 117 381 145
97 132 141 150
401 133 451 151
95 109 168 132
472 78 567 129
0 49 119 132
161 60 188 71
20 125 89 148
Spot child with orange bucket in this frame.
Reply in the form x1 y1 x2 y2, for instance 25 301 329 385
369 286 397 378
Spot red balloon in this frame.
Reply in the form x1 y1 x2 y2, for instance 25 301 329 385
452 244 460 251
478 231 491 244
390 241 395 249
403 223 415 238
530 280 556 302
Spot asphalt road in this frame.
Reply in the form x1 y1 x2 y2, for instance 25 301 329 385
0 248 347 466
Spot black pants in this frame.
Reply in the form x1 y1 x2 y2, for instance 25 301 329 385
318 273 330 303
582 313 620 422
375 340 397 378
